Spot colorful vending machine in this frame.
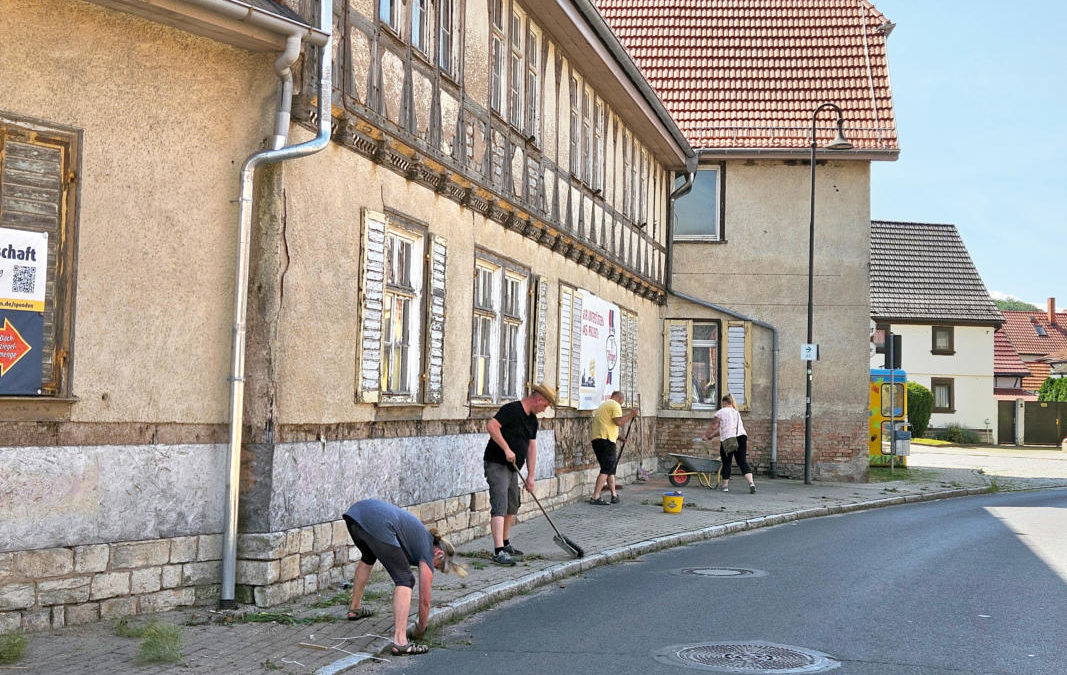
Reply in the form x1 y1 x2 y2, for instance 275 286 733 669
869 369 909 467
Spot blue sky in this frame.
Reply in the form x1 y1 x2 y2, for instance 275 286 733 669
869 0 1066 309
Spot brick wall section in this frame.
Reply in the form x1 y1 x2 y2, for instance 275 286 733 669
655 414 869 481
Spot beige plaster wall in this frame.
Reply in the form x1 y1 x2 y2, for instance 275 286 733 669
278 133 662 424
1 0 278 423
670 159 872 422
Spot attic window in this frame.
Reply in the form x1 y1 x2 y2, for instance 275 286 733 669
1035 324 1047 337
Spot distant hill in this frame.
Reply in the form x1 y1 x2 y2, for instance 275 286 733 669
994 299 1040 311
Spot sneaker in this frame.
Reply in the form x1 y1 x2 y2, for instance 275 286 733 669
721 487 729 492
749 483 757 494
610 494 620 504
588 497 610 506
502 543 524 557
491 551 516 566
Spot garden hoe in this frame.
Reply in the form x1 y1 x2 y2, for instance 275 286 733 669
512 462 584 558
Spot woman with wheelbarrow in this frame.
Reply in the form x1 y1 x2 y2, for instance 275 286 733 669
704 393 756 493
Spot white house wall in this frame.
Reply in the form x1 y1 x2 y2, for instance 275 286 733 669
871 323 997 438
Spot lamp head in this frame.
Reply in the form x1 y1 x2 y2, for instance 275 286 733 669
826 120 853 150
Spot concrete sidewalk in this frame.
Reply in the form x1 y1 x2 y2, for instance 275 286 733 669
10 448 1065 674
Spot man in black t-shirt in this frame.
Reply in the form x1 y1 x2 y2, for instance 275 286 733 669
483 382 557 566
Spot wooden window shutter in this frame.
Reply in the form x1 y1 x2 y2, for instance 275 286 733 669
726 321 749 409
663 319 691 409
557 284 573 406
620 309 638 405
568 288 582 407
0 120 75 395
423 233 447 404
531 275 548 387
356 209 387 403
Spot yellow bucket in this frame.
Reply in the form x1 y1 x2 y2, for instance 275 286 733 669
662 491 684 514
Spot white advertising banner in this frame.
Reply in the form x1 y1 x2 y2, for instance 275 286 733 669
577 290 621 410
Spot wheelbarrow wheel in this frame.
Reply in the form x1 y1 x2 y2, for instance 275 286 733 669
667 465 690 487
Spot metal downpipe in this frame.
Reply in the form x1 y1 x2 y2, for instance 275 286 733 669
665 158 780 478
220 0 332 609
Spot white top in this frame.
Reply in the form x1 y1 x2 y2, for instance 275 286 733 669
715 406 746 440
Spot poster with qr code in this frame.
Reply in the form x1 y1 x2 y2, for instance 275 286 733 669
1 227 48 312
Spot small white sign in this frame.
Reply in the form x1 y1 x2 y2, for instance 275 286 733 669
801 343 819 361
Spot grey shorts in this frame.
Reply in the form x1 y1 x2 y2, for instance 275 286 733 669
484 460 521 517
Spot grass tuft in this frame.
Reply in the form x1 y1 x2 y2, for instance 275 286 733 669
310 590 352 608
137 622 183 664
0 631 28 664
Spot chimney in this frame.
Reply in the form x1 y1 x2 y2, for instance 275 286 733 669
1050 297 1057 325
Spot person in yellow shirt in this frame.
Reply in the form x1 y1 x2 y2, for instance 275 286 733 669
588 391 638 505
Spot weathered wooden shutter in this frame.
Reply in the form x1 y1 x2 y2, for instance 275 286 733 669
356 209 386 403
0 124 70 393
569 289 583 407
531 275 548 387
727 321 749 409
557 284 573 407
663 319 691 409
423 234 447 404
619 309 638 406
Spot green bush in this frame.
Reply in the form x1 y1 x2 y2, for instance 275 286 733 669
906 382 933 437
933 424 980 444
1037 377 1067 402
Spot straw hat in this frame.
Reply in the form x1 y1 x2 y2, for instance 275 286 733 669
530 382 558 407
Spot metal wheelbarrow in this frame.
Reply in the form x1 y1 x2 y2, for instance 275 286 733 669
667 446 722 489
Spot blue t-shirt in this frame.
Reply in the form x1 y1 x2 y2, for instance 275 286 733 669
343 499 434 567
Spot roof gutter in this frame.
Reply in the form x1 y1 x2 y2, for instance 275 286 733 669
182 0 329 46
219 0 333 609
665 157 781 477
571 0 695 165
695 148 899 161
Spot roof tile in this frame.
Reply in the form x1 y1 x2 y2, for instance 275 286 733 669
869 221 1002 324
595 0 898 151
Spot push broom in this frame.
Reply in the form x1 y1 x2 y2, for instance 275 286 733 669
511 463 584 558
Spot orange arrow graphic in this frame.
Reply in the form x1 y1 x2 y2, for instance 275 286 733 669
0 317 32 376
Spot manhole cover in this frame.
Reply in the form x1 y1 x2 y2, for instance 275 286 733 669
673 567 767 578
654 641 839 673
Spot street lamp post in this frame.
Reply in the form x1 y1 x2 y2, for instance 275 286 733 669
804 102 852 485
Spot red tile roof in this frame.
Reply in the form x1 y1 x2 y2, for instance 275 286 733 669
595 0 898 152
994 388 1037 402
1000 309 1067 357
1021 361 1051 393
994 329 1030 377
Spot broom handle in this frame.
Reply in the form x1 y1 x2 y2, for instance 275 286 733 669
616 394 640 464
510 462 565 538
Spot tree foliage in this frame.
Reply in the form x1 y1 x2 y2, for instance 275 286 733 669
906 381 933 437
1037 377 1067 402
994 298 1040 311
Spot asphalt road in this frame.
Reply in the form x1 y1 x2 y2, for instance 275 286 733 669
366 488 1067 675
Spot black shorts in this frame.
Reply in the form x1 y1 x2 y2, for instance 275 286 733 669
592 438 618 475
342 515 416 588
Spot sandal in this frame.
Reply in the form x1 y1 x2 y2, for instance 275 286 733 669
588 497 609 506
391 643 429 656
346 607 373 620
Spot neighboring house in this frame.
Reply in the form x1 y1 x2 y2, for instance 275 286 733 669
2 0 693 630
994 329 1036 402
1000 299 1067 389
599 0 899 479
869 221 1003 442
1044 348 1067 378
